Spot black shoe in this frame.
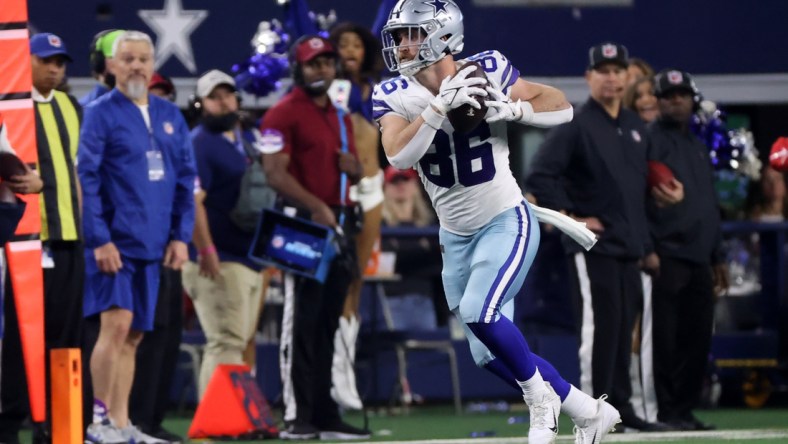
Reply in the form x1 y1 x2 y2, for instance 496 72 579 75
31 422 50 444
619 415 675 432
679 414 716 431
145 426 184 443
0 433 20 444
318 421 371 441
280 422 319 441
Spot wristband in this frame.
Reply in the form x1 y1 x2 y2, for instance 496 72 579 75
199 245 217 256
421 105 446 130
517 100 535 123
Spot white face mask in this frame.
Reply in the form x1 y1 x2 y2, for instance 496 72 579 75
125 79 148 100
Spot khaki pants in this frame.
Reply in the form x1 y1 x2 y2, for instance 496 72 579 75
182 261 263 398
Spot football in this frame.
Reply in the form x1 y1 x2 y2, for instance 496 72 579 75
447 61 488 135
0 152 27 182
647 161 676 189
769 136 788 172
0 182 16 203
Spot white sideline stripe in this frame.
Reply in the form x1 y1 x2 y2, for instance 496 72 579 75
575 252 594 395
0 29 28 40
0 99 33 111
7 240 41 252
369 428 788 443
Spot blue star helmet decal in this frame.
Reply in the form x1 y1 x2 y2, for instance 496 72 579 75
423 0 449 17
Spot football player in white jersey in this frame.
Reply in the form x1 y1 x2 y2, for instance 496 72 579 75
373 1 620 443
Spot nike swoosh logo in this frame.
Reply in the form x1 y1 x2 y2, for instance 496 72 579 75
549 411 558 433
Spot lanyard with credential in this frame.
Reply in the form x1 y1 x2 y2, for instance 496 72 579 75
233 127 245 157
336 108 349 227
146 113 165 182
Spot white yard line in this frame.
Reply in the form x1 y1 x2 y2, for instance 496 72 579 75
356 428 788 443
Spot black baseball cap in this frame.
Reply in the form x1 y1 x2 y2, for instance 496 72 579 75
653 69 698 98
588 42 628 70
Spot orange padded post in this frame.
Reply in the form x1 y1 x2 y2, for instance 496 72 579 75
1 0 46 423
51 349 83 444
5 240 45 422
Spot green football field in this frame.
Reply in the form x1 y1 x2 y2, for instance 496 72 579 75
160 405 788 443
18 405 788 443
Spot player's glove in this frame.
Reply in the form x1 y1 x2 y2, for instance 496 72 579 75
483 86 533 123
430 65 488 115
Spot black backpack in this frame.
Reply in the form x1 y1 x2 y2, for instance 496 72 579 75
230 129 278 232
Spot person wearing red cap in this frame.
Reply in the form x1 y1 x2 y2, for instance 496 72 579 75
260 35 369 441
148 73 176 102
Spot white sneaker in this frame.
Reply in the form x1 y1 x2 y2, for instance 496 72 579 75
573 395 622 444
525 386 562 444
119 422 167 444
85 420 126 444
330 316 363 410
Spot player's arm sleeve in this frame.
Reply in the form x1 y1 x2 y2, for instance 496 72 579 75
373 82 442 169
77 105 112 248
524 123 577 212
170 113 197 243
482 51 572 127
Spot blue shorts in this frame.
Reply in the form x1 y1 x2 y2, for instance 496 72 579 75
440 201 540 366
83 253 161 332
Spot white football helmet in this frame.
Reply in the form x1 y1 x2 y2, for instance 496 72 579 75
381 0 464 77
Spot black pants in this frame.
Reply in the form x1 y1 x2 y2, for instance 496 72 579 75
651 257 714 422
129 267 183 431
0 241 85 441
280 214 357 428
0 272 29 443
569 252 641 420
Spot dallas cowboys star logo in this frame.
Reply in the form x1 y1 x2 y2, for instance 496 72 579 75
138 0 208 73
422 0 449 17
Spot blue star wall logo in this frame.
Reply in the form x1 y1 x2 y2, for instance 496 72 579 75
423 0 449 16
138 0 208 73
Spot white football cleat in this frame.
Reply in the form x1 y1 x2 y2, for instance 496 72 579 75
526 385 562 444
572 395 622 444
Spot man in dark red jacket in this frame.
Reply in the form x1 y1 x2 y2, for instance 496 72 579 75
260 35 368 441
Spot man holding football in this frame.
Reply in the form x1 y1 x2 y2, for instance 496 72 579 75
373 1 619 442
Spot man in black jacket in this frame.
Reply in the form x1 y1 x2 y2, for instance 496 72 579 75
525 42 682 431
645 69 728 430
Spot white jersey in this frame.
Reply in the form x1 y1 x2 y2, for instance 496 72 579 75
373 50 524 235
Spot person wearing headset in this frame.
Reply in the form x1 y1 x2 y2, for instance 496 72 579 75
645 69 728 431
259 35 368 441
79 29 124 107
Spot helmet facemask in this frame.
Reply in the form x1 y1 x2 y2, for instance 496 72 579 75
381 22 463 77
380 0 464 76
